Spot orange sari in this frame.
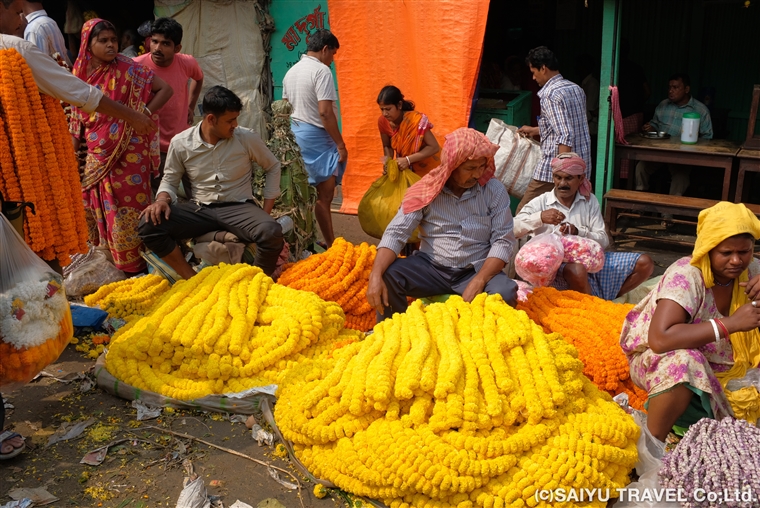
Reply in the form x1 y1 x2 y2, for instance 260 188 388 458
378 110 441 177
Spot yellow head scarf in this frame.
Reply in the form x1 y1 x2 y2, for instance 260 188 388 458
691 201 760 287
691 202 760 422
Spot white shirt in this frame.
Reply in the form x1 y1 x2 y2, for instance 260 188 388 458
282 54 338 128
513 189 609 248
24 10 71 67
158 124 281 204
0 35 101 113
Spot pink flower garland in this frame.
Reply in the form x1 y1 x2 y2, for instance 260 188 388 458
561 235 605 273
515 232 564 287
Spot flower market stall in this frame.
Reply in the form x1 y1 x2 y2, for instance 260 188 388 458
80 239 760 508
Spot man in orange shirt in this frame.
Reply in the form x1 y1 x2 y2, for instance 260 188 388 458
135 17 203 193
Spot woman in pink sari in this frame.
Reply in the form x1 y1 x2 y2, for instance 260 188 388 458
70 19 172 273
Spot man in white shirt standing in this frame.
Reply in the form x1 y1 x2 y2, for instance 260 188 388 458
282 29 346 248
513 153 653 300
139 86 284 279
22 0 70 66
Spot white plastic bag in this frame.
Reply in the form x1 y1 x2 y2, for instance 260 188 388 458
485 118 541 199
64 249 126 297
560 235 605 273
614 410 678 508
0 214 72 390
515 228 564 287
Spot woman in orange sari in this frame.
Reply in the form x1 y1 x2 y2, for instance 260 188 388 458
377 86 440 177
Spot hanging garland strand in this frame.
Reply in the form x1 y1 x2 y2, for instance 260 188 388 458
0 49 88 264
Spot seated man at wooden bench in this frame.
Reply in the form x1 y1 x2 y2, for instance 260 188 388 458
138 86 284 278
635 73 713 197
514 153 654 300
366 128 518 321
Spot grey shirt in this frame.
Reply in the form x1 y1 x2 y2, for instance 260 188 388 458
378 179 516 271
158 124 281 204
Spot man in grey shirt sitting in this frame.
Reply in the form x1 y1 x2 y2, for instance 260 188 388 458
139 86 283 277
366 128 518 321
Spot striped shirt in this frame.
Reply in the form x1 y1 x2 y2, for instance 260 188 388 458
24 10 71 67
378 179 516 271
650 96 713 139
535 74 591 182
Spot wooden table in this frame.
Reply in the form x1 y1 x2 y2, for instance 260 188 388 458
615 134 741 200
735 149 760 202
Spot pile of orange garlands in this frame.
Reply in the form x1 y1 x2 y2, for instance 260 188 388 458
0 49 87 265
278 238 376 332
517 287 649 410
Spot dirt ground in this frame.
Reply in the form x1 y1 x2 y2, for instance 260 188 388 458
0 212 376 508
1 210 682 508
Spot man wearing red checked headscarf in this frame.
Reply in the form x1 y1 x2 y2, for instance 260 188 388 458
513 152 654 300
367 128 518 321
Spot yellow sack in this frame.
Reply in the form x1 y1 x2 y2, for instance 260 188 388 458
358 159 421 242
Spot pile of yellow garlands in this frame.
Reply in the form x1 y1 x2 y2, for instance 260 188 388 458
84 274 170 320
278 238 376 332
276 294 639 508
0 49 87 265
105 264 363 400
517 287 648 410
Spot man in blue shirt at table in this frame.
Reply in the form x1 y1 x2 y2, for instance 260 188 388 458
366 128 518 321
635 73 713 197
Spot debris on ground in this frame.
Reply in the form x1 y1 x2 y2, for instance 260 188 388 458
132 399 162 421
251 424 274 446
7 487 58 505
45 417 96 447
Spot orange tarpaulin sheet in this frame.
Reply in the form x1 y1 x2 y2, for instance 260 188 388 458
327 0 490 214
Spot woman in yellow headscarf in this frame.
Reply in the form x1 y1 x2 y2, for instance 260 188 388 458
620 202 760 442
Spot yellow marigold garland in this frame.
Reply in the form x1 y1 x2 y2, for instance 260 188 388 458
0 49 88 264
275 294 639 507
105 264 361 400
278 238 376 331
84 274 170 320
517 287 648 410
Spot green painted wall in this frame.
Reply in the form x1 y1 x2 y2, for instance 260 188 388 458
269 0 341 126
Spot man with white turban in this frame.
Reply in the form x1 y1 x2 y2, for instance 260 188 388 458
514 152 653 300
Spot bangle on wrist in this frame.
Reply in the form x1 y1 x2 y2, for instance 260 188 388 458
709 319 721 343
406 156 411 166
144 105 152 115
716 319 730 341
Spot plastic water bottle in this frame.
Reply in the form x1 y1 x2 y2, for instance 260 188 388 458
276 215 294 234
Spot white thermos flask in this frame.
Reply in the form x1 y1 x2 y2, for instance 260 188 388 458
681 112 700 144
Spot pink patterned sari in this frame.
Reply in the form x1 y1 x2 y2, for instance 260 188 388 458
70 18 159 272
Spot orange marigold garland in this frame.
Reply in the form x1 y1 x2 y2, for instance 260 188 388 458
41 93 89 252
517 286 648 409
0 49 88 264
278 238 376 331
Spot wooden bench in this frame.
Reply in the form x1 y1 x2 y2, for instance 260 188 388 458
604 189 760 243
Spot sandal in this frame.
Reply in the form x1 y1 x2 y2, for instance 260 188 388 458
0 430 26 460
